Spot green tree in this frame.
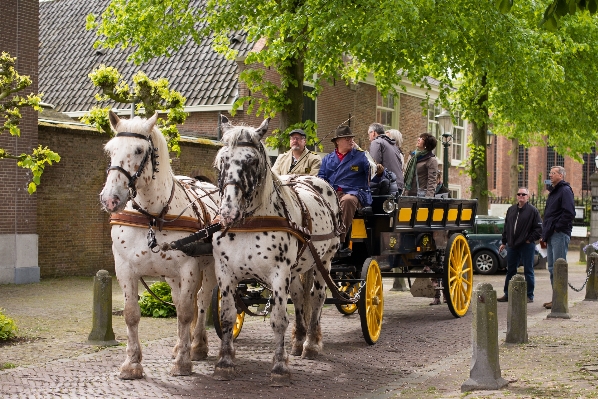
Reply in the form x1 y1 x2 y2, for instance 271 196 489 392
81 65 188 156
423 0 598 214
86 0 434 149
500 0 598 30
1 52 60 194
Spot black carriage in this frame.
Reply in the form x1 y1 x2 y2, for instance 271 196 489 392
328 194 477 344
209 194 477 344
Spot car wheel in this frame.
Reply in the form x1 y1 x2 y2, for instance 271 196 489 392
473 250 499 275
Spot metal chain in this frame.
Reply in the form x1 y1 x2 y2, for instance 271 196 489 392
568 258 595 292
262 294 273 321
352 281 366 302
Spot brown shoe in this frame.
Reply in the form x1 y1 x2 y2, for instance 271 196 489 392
497 295 508 302
429 298 441 305
544 301 552 309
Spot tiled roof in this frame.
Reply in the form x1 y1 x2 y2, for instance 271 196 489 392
39 0 251 113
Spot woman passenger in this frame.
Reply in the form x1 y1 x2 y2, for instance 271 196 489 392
404 133 439 197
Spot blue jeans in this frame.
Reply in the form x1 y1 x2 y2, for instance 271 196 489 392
547 232 570 287
503 242 536 299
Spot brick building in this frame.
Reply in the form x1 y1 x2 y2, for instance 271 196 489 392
0 0 474 280
0 0 40 284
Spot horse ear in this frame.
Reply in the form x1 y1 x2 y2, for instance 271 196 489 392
109 110 120 131
221 115 229 125
255 118 270 139
147 112 159 129
220 114 233 133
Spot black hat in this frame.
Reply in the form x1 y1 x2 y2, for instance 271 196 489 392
331 125 355 142
289 128 306 137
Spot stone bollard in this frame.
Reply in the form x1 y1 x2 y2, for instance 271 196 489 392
461 283 508 392
547 258 571 319
584 253 598 301
390 268 409 292
87 270 118 346
579 240 587 263
505 275 528 344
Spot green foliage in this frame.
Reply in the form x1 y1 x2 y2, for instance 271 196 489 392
0 308 18 341
500 0 598 31
82 65 188 156
138 281 176 318
1 52 60 194
537 172 545 195
264 120 320 152
464 142 489 194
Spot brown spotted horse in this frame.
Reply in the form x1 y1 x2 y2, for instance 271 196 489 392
213 117 343 386
99 111 219 379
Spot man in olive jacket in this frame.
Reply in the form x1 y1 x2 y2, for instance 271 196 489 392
271 129 321 176
497 187 542 303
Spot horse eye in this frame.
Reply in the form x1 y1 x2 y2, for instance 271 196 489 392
134 147 143 155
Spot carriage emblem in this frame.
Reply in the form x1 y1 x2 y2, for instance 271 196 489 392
389 236 397 248
422 235 430 246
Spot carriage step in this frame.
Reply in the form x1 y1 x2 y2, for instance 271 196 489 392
330 266 356 274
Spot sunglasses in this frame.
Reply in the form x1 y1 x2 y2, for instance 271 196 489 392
517 193 527 196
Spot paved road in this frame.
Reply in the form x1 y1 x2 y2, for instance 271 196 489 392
0 252 589 399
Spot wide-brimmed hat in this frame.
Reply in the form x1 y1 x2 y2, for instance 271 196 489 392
289 128 306 137
331 125 355 142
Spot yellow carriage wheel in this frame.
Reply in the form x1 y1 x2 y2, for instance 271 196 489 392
335 279 359 315
358 258 384 345
443 233 473 318
211 287 245 340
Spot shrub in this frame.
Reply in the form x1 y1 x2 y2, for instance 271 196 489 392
138 281 176 318
0 309 18 341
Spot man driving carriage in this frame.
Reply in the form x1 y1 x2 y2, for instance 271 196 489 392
318 125 372 256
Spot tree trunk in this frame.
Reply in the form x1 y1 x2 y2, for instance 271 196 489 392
509 138 519 199
279 56 304 136
471 120 489 215
470 74 490 215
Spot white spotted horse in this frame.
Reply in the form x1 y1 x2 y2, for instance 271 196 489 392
213 117 343 386
100 111 219 379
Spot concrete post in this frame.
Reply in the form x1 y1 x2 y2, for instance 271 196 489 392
505 275 528 344
579 240 587 263
87 270 118 346
461 283 508 392
584 253 598 301
547 258 571 319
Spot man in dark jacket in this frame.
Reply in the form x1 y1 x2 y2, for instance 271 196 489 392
541 166 575 309
368 123 404 193
497 187 542 303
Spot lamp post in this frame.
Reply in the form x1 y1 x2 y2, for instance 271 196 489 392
436 110 453 189
486 130 495 147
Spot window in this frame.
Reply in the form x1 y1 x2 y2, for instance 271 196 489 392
518 145 529 188
448 186 460 199
451 111 465 161
546 146 564 179
303 86 316 123
377 92 396 129
493 138 497 189
582 147 596 192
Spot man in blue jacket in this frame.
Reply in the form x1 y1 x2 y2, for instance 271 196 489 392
497 187 542 303
318 125 372 255
541 166 575 309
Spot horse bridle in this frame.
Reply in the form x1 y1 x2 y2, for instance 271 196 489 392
106 132 159 199
217 141 266 211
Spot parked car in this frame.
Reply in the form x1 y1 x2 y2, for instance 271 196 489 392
466 215 547 275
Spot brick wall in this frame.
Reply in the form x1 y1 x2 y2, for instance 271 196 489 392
36 123 222 277
0 0 39 235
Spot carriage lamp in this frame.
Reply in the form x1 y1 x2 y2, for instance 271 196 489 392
435 110 453 189
383 198 396 213
595 154 598 171
486 130 496 147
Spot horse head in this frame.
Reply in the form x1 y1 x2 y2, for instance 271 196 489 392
100 111 162 213
214 117 270 226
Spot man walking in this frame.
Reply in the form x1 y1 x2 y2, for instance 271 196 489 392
497 187 542 303
541 165 575 309
272 129 321 176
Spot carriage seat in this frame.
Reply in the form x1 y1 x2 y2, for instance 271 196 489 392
357 206 373 216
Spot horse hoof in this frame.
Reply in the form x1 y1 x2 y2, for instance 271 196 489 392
119 364 144 380
170 362 193 376
301 347 320 360
191 350 209 361
270 372 291 387
213 366 235 381
290 343 303 357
